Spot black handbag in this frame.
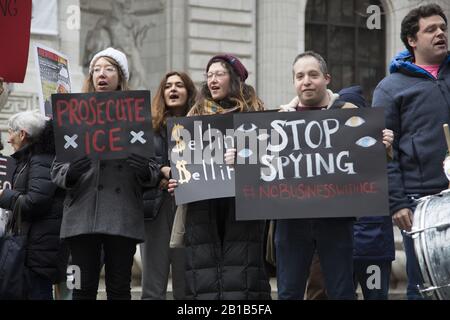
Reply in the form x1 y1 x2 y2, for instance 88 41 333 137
0 195 30 300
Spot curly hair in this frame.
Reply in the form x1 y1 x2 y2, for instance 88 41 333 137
190 59 264 115
401 4 447 56
151 71 197 132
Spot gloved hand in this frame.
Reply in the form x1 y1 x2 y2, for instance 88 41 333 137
127 153 154 181
66 156 91 186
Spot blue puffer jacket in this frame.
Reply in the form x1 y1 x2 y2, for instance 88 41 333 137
338 86 395 261
372 50 450 214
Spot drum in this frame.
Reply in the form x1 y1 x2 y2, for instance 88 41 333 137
409 190 450 300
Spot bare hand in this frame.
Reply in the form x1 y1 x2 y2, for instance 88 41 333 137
160 166 171 180
167 178 178 195
224 148 236 165
382 129 394 149
392 208 413 232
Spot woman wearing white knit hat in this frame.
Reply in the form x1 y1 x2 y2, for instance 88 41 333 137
51 47 160 300
83 47 130 92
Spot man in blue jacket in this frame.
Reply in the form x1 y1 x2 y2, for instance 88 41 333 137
372 3 449 299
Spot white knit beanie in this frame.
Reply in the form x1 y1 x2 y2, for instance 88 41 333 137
89 47 130 81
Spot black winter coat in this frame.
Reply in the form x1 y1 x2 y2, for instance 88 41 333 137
184 197 271 300
0 125 66 283
143 130 167 220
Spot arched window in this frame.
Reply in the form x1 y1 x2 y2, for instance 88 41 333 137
305 0 386 102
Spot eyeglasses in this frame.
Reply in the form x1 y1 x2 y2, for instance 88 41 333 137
92 66 117 74
205 71 228 80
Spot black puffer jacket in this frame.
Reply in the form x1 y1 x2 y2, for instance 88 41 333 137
0 121 66 283
184 197 271 300
143 130 167 220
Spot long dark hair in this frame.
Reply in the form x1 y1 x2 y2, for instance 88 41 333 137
151 71 197 133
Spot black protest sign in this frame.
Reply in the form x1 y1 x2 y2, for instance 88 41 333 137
233 108 389 220
0 155 14 236
51 90 154 161
0 155 14 190
167 114 235 205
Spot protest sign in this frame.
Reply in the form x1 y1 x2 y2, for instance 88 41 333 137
34 44 72 117
52 90 154 161
0 155 15 237
167 114 235 205
233 108 389 220
0 0 32 83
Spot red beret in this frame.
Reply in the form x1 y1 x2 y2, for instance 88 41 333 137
206 54 248 82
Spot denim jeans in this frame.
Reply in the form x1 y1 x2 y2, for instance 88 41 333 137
275 218 355 300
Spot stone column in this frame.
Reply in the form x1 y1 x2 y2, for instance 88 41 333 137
166 0 188 72
256 0 305 109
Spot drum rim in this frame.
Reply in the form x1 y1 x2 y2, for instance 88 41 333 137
413 193 450 300
414 197 442 300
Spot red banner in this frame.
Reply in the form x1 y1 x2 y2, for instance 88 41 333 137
0 0 32 83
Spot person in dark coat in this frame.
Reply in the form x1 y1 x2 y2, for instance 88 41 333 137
51 48 160 300
168 54 271 300
339 86 395 300
140 71 197 300
372 4 449 299
0 111 66 300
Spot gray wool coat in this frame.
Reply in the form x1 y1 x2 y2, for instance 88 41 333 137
51 159 160 242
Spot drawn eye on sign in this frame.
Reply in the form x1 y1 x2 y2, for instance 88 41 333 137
345 116 366 128
257 133 270 141
236 123 257 133
238 149 253 159
356 136 377 148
